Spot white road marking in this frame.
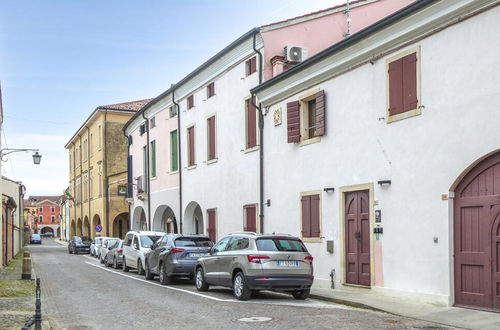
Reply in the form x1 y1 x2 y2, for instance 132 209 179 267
84 261 350 309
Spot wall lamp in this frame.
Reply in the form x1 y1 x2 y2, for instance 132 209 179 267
323 187 335 193
377 180 391 186
0 148 42 165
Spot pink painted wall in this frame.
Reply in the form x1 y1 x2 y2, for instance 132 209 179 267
261 0 416 81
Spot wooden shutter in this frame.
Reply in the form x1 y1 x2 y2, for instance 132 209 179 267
207 116 216 160
170 130 178 172
246 99 257 148
250 57 257 74
207 83 215 98
315 90 326 136
388 58 403 115
310 195 321 237
187 95 194 109
301 195 311 237
287 101 300 143
207 209 216 242
188 127 195 166
402 53 418 112
244 205 257 232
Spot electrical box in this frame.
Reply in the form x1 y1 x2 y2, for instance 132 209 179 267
326 240 334 254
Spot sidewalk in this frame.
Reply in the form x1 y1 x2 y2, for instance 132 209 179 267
311 286 500 330
54 238 68 246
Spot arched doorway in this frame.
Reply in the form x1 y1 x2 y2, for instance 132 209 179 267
153 206 177 233
132 207 147 231
83 217 91 237
184 202 203 235
40 227 54 235
70 220 76 238
454 151 500 311
76 218 82 236
92 215 101 238
112 213 129 238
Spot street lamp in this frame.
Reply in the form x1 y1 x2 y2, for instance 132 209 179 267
0 148 42 165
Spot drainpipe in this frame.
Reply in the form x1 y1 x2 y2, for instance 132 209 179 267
79 135 83 234
172 84 183 234
141 111 151 230
85 125 91 237
104 110 110 236
122 128 131 234
252 30 265 233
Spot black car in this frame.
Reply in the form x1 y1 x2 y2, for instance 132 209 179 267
68 236 92 254
144 234 213 285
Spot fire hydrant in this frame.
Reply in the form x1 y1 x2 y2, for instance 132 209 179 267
21 251 32 280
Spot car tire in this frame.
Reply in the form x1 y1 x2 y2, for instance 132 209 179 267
233 272 251 301
159 263 172 285
113 257 118 269
123 258 130 272
68 248 72 254
137 259 145 275
144 260 154 280
100 255 105 264
292 289 310 300
195 267 209 292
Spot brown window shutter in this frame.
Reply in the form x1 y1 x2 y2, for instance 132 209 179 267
315 90 326 136
388 58 404 115
251 57 257 74
287 101 300 143
244 205 257 232
246 99 257 148
310 194 321 237
301 195 311 237
188 95 194 109
402 53 418 112
188 127 195 166
208 116 216 160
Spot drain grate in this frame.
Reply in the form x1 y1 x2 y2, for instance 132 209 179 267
238 317 273 323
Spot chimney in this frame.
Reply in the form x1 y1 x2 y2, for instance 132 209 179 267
271 55 286 77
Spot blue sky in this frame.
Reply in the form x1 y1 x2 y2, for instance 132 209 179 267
0 0 342 195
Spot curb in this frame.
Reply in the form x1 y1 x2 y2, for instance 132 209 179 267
54 239 68 246
309 293 386 313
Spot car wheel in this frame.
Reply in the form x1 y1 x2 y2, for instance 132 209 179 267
123 258 130 272
159 263 172 285
68 247 72 254
233 272 251 300
137 259 145 275
144 260 154 280
195 267 209 291
100 254 105 264
292 289 310 300
104 256 110 267
113 257 118 269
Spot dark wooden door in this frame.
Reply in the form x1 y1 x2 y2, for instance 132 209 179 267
345 190 371 286
207 209 216 243
454 152 500 311
244 205 257 233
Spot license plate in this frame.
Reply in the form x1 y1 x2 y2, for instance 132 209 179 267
277 260 299 267
189 253 209 258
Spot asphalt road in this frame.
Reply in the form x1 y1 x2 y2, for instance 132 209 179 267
28 238 451 330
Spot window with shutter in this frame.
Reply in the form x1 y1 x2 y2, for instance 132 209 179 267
300 192 322 240
386 47 421 123
187 95 194 109
187 126 195 167
288 89 327 145
207 209 217 242
246 98 257 149
207 82 215 98
207 116 216 161
170 130 178 172
246 57 257 76
150 140 156 178
243 204 257 233
287 101 300 143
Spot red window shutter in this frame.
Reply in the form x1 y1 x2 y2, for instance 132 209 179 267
207 209 216 242
207 116 216 160
310 194 321 237
388 58 404 115
287 101 300 143
188 95 194 109
301 195 311 237
244 205 257 232
246 99 257 148
250 57 257 74
207 82 215 98
315 90 326 136
402 53 418 112
188 127 195 166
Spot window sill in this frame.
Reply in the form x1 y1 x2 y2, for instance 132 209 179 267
206 158 218 165
244 146 259 154
386 107 421 124
150 176 157 181
301 237 323 243
169 170 179 175
187 165 197 170
299 136 321 147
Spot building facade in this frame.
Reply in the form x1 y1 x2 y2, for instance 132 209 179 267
252 0 500 311
1 177 24 268
28 196 60 236
66 99 150 239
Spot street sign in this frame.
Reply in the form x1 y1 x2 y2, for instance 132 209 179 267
95 225 102 232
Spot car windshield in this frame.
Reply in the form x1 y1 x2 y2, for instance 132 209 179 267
174 237 213 247
75 236 91 243
32 234 40 239
256 238 307 252
107 239 119 248
95 238 102 244
140 235 162 248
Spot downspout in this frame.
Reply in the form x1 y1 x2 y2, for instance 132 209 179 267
122 128 131 234
71 142 75 237
172 84 182 234
85 125 91 237
141 111 151 230
252 30 264 233
104 110 110 236
79 135 83 233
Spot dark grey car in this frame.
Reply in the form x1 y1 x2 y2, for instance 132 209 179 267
104 240 124 269
68 236 92 254
144 234 213 285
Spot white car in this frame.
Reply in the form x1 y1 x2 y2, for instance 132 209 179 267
90 236 108 257
122 231 165 275
99 238 119 264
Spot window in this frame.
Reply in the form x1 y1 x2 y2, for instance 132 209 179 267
212 236 230 253
245 97 258 149
140 124 146 136
150 117 156 128
207 116 216 161
227 238 249 251
386 47 420 123
206 82 215 98
51 215 55 223
98 125 102 149
187 95 194 109
256 238 307 252
187 126 196 167
51 207 55 213
169 105 178 118
124 233 133 246
150 140 157 178
142 146 148 183
300 192 321 240
39 215 43 223
170 130 178 172
90 133 93 157
39 207 42 212
83 139 87 161
243 204 257 233
287 90 325 144
245 56 257 76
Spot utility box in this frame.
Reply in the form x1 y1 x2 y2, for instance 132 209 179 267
326 240 334 254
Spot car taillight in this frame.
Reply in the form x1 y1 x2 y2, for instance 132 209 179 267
247 255 270 263
305 256 313 262
170 248 185 253
117 249 123 253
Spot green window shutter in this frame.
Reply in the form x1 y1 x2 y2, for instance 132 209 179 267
170 130 178 172
150 140 157 177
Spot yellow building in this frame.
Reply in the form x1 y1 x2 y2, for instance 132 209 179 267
65 99 150 239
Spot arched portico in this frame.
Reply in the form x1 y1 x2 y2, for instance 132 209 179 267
70 220 76 238
83 217 90 237
40 227 54 234
76 218 82 236
132 206 147 231
152 205 177 233
112 212 129 238
183 201 203 235
92 215 101 238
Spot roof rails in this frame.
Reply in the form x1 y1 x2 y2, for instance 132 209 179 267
264 233 294 237
228 232 257 235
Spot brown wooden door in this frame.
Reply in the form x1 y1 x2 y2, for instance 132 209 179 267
244 205 257 233
345 190 371 286
454 152 500 311
207 209 216 243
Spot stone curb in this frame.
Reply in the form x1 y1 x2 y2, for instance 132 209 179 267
54 239 68 246
309 293 386 313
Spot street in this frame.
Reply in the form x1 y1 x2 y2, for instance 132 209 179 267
27 238 451 330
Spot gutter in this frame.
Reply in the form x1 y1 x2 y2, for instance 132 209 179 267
172 85 182 234
104 110 109 236
141 111 152 230
122 128 131 233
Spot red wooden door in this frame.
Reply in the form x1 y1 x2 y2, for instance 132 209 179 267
454 152 500 311
345 190 371 286
207 209 216 243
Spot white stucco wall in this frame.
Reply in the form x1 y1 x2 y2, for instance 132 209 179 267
259 4 500 305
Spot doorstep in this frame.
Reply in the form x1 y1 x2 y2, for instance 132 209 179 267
310 286 500 330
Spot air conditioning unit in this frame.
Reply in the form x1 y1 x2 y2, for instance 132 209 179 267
284 45 308 63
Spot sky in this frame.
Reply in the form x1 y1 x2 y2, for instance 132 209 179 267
0 0 346 196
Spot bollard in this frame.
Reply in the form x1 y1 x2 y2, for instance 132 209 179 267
22 251 32 280
35 278 42 330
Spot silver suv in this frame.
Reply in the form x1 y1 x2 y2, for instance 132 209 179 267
194 233 314 300
122 231 165 275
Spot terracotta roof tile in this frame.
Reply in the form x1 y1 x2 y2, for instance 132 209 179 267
98 98 153 112
26 196 60 205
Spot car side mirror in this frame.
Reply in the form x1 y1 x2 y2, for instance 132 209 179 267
151 243 157 250
133 243 139 250
210 247 216 255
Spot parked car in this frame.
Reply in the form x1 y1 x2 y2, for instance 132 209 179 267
194 233 314 300
90 237 108 257
30 234 42 244
99 238 119 264
104 240 124 269
68 236 92 254
122 231 165 274
40 232 54 238
144 234 213 284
